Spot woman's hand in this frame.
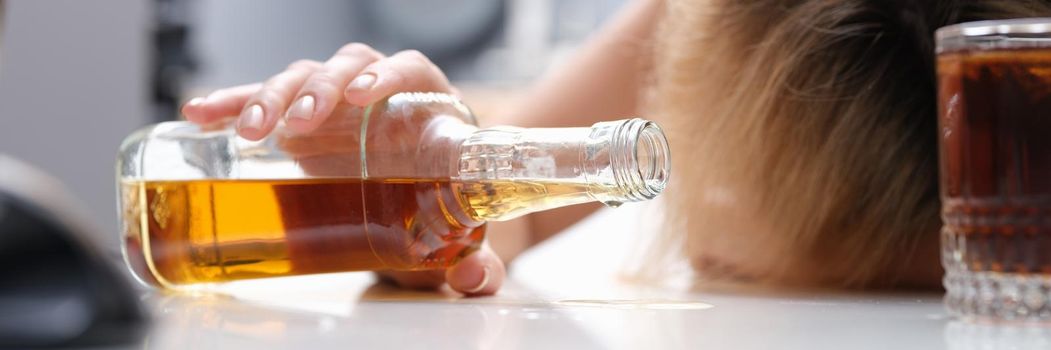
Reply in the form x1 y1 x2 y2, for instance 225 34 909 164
182 43 458 140
181 43 504 296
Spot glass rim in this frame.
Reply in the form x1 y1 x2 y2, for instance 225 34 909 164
937 18 1051 41
937 18 1051 53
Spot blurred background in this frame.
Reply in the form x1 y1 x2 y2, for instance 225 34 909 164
0 0 627 252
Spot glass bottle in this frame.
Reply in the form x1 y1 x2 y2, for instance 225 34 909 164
117 92 670 288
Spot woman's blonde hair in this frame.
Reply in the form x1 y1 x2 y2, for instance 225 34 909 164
649 0 1051 287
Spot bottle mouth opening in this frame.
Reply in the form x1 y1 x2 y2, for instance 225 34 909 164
613 119 671 201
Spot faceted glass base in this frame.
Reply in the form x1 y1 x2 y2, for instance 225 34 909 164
944 270 1051 321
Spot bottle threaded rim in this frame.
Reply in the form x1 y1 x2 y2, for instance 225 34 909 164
610 118 671 201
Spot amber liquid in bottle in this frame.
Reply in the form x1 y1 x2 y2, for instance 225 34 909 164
121 177 592 287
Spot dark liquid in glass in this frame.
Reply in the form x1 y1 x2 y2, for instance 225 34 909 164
938 48 1051 274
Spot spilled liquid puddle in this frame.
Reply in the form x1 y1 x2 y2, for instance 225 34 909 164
552 299 714 310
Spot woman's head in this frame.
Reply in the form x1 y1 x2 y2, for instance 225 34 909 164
651 0 1051 288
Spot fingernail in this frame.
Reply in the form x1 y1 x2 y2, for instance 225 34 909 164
239 104 264 132
186 97 204 107
348 73 377 91
285 95 315 121
463 266 491 294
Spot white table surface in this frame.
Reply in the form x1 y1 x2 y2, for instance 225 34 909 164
134 203 1051 350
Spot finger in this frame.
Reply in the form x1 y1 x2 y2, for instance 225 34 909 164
181 83 261 124
377 269 447 290
285 43 384 134
445 245 505 296
237 60 323 140
344 50 454 107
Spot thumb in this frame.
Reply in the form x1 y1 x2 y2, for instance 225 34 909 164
445 244 505 296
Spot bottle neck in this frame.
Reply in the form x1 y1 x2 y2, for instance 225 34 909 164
456 118 670 221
